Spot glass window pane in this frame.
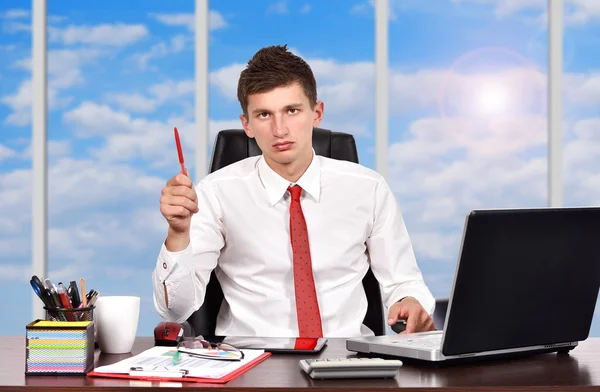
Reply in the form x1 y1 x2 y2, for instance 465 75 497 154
563 4 600 337
208 1 376 168
389 1 548 323
0 0 32 335
46 0 194 335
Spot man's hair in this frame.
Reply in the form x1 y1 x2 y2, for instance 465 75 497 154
237 44 317 118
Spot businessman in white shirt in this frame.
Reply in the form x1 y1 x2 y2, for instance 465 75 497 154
153 44 436 337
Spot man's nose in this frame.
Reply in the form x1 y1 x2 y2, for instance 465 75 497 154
272 115 288 137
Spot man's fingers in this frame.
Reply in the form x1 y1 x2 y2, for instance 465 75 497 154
164 185 198 202
161 195 199 214
405 311 420 334
388 313 398 326
166 173 193 188
160 204 193 219
420 314 434 331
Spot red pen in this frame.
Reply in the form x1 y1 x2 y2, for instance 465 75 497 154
57 283 75 321
174 127 186 175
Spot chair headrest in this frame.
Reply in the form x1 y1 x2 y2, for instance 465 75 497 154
209 127 359 173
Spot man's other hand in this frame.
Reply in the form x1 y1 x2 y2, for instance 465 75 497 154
387 297 435 334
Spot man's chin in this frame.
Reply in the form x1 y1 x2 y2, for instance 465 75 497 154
265 150 295 164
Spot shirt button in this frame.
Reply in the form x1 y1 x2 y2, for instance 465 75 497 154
163 262 167 269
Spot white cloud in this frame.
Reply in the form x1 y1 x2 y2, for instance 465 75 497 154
210 58 375 120
300 4 312 13
1 80 34 126
0 168 31 237
267 1 289 14
209 119 244 145
350 3 370 15
565 73 600 106
134 34 189 71
1 9 29 19
63 102 134 137
451 0 544 17
210 63 245 100
0 144 17 162
564 118 600 205
0 264 30 281
20 140 72 160
63 101 197 168
48 158 165 214
150 12 193 30
107 93 158 113
2 48 103 126
104 79 194 113
209 56 546 140
48 140 72 157
209 10 228 30
349 0 398 20
410 231 461 260
147 79 195 102
2 21 30 33
0 44 16 51
150 10 228 31
390 67 546 117
452 0 600 24
48 15 68 23
566 0 600 24
49 23 148 46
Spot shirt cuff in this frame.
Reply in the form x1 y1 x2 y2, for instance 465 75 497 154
156 241 193 283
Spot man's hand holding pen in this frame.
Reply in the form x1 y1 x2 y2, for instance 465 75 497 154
161 127 199 253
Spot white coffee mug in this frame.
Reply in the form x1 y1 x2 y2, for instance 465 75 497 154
94 296 140 354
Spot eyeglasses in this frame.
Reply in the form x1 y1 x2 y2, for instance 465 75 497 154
176 338 244 361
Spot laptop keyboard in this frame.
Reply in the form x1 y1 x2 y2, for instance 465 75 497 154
393 335 442 349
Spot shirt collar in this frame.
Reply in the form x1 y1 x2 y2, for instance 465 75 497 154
257 150 321 206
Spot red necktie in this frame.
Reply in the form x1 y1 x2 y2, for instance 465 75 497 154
288 185 323 338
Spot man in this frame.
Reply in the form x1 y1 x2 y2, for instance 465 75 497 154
153 45 435 337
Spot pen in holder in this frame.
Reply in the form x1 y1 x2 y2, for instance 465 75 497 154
44 305 95 322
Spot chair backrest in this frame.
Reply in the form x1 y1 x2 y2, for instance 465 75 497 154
187 127 385 336
432 298 449 330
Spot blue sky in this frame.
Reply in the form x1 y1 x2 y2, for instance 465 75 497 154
1 0 600 337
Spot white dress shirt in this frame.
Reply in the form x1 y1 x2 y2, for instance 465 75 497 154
153 153 435 337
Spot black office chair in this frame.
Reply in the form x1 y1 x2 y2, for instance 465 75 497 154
432 298 449 330
186 127 387 336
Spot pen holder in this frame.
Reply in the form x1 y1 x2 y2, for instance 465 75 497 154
44 306 95 322
26 319 95 375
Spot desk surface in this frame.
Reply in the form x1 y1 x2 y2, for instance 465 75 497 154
1 336 599 391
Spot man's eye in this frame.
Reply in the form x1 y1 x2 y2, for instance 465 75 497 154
288 108 298 114
258 112 269 118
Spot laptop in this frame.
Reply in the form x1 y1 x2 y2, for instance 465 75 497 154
347 207 600 363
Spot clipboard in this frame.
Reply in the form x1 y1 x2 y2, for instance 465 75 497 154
87 351 271 384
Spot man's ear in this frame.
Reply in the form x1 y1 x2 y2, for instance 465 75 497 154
312 101 324 127
240 114 254 138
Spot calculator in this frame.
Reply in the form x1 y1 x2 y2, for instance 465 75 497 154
299 357 403 379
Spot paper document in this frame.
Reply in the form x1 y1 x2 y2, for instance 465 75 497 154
93 346 265 379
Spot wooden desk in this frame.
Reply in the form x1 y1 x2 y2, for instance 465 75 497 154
1 336 599 391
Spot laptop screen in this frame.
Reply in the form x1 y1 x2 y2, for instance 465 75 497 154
442 207 600 356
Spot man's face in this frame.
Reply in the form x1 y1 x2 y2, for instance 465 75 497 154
240 82 323 167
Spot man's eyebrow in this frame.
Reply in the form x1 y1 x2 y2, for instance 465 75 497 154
284 103 304 109
251 107 270 115
251 103 305 115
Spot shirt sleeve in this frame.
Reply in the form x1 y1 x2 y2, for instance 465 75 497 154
366 179 436 315
152 180 226 323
